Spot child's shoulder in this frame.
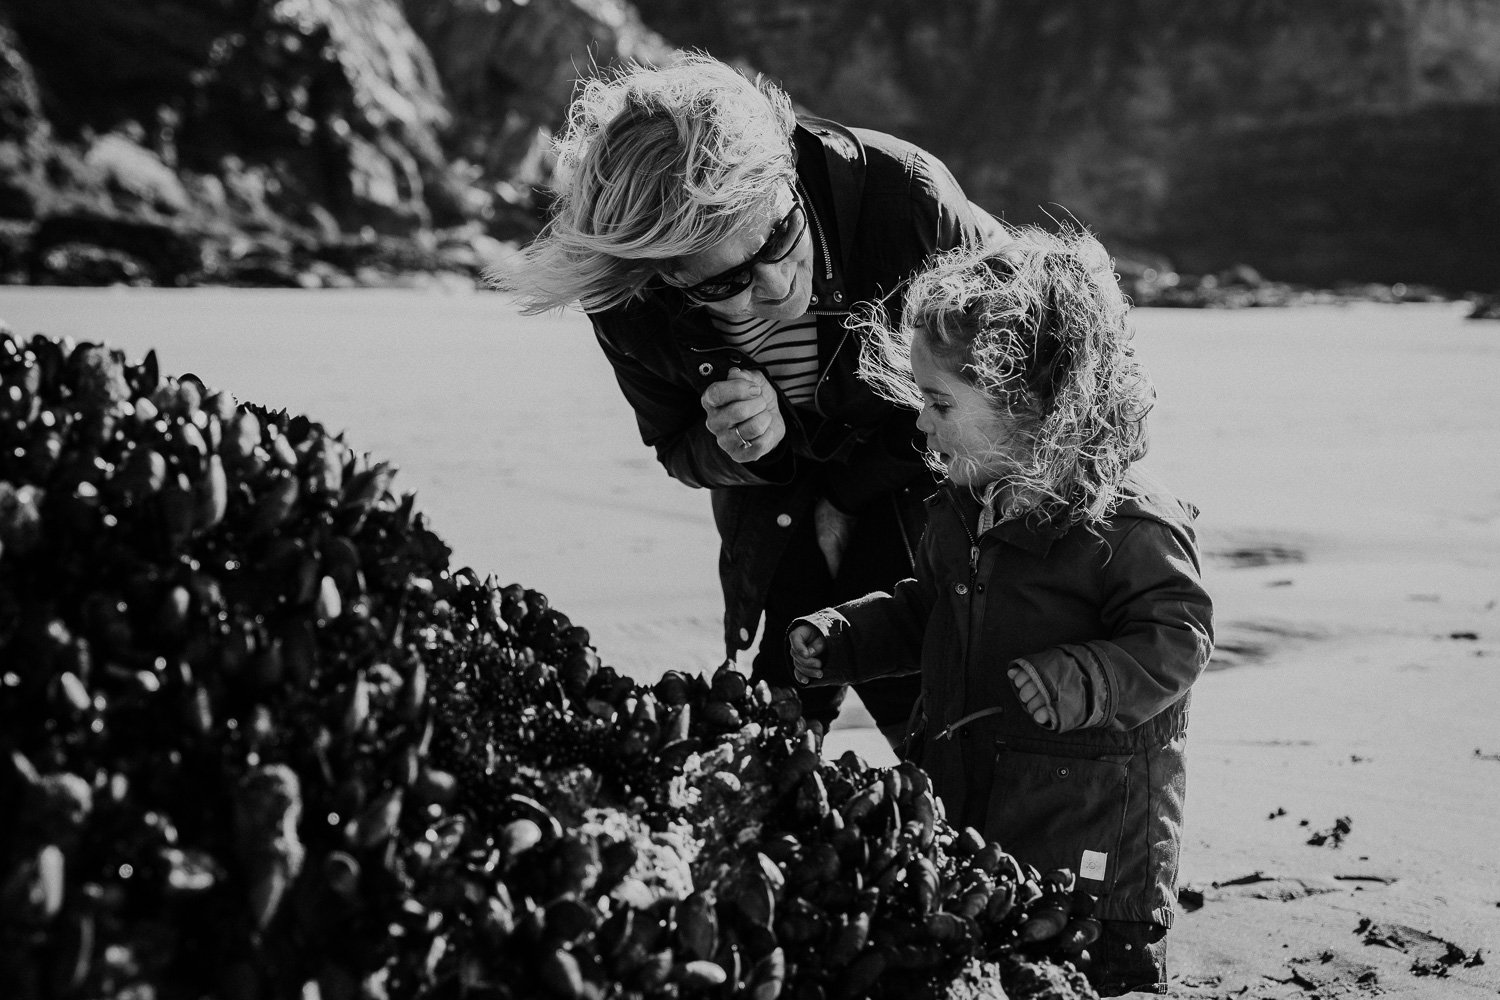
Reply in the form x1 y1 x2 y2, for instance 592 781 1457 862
1110 468 1200 529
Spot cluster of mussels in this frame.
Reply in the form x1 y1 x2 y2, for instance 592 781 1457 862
0 327 1098 1000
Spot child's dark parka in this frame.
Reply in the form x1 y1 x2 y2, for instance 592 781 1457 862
799 468 1214 926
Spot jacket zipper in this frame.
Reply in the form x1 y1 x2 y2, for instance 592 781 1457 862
810 328 849 419
801 185 844 419
959 503 980 581
949 496 983 740
801 180 834 285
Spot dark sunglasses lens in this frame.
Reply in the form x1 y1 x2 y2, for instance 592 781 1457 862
683 198 803 302
689 272 754 302
763 205 804 262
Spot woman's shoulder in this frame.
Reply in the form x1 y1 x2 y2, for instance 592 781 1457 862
854 128 962 196
796 115 866 167
795 113 957 198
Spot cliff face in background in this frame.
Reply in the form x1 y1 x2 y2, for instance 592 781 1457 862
0 0 1495 293
631 0 1500 292
0 0 668 286
399 0 671 202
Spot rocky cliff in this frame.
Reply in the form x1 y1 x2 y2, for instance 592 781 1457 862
0 0 1494 294
631 0 1500 293
0 0 668 287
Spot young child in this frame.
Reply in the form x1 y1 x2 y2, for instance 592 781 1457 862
788 227 1214 996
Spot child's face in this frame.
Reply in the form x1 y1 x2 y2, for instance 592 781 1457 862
912 336 1025 488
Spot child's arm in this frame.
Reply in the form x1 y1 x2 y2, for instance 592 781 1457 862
1008 518 1214 732
788 533 941 688
788 621 832 685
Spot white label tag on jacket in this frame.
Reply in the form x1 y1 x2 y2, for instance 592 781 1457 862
1080 850 1108 882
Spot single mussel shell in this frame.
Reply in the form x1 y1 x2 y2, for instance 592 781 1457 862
701 699 742 731
350 788 403 848
729 867 775 929
162 846 225 894
733 920 779 964
47 906 94 995
709 661 749 703
923 911 973 944
653 670 690 706
826 911 869 967
537 948 584 1000
128 348 160 397
888 942 945 971
673 889 719 962
655 737 701 770
674 959 727 989
597 902 634 959
542 896 599 945
480 886 518 947
550 833 601 898
840 949 888 999
504 794 564 841
28 334 67 393
744 947 786 1000
412 767 456 807
500 818 544 859
772 898 827 947
596 839 637 895
323 851 361 898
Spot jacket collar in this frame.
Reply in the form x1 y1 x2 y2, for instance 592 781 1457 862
934 485 1063 557
793 116 864 315
930 468 1200 556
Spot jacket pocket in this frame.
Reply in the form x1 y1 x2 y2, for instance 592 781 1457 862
983 745 1131 894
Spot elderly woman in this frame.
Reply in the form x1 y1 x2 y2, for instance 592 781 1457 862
494 53 1004 748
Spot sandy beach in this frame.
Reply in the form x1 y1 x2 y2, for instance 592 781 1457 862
1 286 1497 998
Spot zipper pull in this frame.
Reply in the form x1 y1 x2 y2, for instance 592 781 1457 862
969 544 979 577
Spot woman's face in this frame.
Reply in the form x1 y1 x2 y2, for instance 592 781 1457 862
911 336 1027 488
672 185 815 322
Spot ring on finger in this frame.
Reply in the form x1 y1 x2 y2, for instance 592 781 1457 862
734 427 751 449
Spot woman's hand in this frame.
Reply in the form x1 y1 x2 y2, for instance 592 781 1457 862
788 624 827 685
701 367 786 462
812 497 855 578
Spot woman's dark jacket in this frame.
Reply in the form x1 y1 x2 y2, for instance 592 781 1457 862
589 116 1005 655
797 471 1215 925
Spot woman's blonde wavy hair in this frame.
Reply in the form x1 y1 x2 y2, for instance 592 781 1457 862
859 226 1155 529
488 52 798 314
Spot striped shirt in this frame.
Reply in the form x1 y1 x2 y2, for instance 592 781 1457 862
709 313 821 407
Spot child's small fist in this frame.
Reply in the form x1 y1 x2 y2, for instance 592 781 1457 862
788 624 826 684
1008 665 1057 730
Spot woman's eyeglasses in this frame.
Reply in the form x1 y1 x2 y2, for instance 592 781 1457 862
671 192 807 303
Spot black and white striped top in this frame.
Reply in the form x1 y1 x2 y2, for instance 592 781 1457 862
710 313 820 407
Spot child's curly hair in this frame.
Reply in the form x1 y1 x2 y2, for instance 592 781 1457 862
859 226 1154 528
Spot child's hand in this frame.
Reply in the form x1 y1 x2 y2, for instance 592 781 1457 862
788 624 827 684
1008 665 1057 730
